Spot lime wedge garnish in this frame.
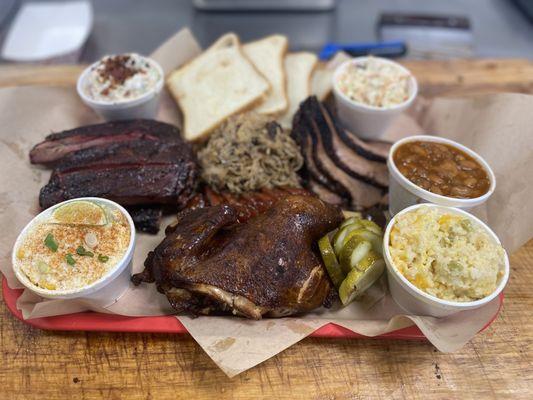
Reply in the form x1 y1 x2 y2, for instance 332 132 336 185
51 201 107 226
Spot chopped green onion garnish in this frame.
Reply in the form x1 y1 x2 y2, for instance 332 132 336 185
44 233 58 252
37 260 49 273
66 253 76 266
76 246 94 257
98 254 109 263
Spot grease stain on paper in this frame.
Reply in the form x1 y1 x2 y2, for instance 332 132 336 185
1 139 25 160
284 320 313 335
211 337 236 352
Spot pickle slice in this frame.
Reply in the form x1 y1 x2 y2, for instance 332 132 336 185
339 237 372 274
360 219 383 235
318 210 386 306
339 217 361 230
342 229 383 255
338 259 386 305
318 235 345 288
356 250 381 272
332 222 364 255
342 211 362 220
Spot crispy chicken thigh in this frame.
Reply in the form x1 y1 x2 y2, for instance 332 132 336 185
132 195 343 319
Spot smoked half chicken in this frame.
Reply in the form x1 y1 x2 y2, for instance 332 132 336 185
132 195 343 319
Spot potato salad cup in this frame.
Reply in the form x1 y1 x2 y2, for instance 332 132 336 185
383 204 509 317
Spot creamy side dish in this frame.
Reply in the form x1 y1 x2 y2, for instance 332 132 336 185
389 207 504 302
337 58 411 108
14 201 131 291
84 53 160 102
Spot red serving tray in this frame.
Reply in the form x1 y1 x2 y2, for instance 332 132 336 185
2 278 502 340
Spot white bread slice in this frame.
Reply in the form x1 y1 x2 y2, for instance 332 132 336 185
311 65 334 101
243 35 288 115
167 33 270 141
278 52 318 129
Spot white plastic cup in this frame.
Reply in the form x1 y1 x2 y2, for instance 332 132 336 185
77 56 164 121
387 135 496 216
383 203 509 317
332 57 418 140
12 198 136 308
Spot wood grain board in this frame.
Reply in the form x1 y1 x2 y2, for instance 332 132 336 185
1 60 532 399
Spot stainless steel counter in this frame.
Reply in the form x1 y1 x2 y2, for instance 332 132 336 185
3 0 533 61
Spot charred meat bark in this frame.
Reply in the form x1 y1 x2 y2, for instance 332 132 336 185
292 104 352 205
132 195 343 319
40 159 197 209
328 131 389 188
127 206 163 234
316 101 389 188
41 140 199 211
324 103 392 162
30 119 181 166
309 116 384 208
32 119 199 233
53 140 186 171
338 130 392 163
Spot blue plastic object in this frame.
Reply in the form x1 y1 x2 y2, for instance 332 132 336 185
319 41 407 60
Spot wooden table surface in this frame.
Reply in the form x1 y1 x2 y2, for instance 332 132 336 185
1 60 532 400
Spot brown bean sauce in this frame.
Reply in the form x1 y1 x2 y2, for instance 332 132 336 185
393 141 490 199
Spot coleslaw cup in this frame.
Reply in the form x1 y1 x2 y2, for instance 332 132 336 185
12 197 136 308
332 56 418 140
383 203 509 317
387 135 496 216
77 56 164 121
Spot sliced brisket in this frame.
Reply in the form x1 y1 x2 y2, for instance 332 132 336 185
307 179 346 206
311 99 389 189
294 97 385 209
323 103 392 162
292 102 353 204
308 116 384 209
329 130 389 188
338 129 392 163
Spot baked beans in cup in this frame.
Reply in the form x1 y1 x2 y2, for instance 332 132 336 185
387 135 496 215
